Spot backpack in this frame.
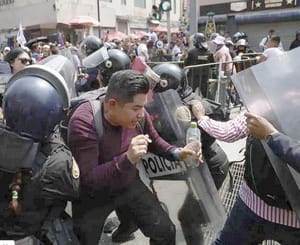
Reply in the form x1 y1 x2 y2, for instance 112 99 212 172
60 87 108 143
61 87 147 145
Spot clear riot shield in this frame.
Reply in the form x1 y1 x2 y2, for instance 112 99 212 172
0 61 12 94
7 55 76 109
142 89 226 232
231 47 300 219
82 47 109 68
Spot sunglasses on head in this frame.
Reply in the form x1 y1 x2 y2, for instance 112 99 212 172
18 58 31 65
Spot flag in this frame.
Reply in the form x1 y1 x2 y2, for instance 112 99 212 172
16 23 27 48
57 31 65 46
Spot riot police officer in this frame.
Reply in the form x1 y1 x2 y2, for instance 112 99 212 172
97 49 131 87
152 63 229 245
81 48 131 89
77 35 103 92
185 33 214 97
0 56 79 244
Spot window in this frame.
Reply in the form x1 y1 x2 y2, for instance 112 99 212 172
134 0 146 8
121 0 126 4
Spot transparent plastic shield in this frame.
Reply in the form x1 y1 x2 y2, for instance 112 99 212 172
231 47 300 218
82 47 109 68
144 89 226 231
145 89 188 146
59 47 80 72
7 54 76 110
38 55 77 99
0 74 11 94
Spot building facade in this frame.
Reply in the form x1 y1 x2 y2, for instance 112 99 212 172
0 0 183 46
197 0 300 51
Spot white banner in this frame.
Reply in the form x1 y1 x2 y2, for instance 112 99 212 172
16 23 26 48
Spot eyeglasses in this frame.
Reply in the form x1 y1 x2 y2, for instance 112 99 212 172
18 58 31 65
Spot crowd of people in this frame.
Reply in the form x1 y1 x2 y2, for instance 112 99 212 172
0 26 300 245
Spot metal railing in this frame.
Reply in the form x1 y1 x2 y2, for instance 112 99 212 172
183 57 259 109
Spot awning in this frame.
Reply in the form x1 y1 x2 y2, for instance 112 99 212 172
69 15 100 28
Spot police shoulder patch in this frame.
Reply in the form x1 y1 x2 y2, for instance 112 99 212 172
72 158 80 179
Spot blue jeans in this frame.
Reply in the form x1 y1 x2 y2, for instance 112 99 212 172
213 197 300 245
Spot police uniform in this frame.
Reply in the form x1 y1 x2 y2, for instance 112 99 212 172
185 47 214 97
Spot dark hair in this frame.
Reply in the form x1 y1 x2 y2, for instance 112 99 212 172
270 35 280 46
141 36 148 41
105 70 149 105
4 48 26 65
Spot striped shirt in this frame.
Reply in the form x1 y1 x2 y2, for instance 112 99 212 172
198 113 300 228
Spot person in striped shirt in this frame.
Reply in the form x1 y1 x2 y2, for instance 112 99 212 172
189 100 300 245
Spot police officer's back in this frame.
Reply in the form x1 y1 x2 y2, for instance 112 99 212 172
185 33 214 97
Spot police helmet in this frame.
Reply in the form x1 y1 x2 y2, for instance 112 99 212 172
193 32 208 49
80 36 103 57
232 32 247 43
152 63 183 93
236 38 248 47
3 76 67 141
296 30 300 36
99 49 131 86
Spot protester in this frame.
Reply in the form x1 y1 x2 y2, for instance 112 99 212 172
30 43 41 63
258 35 283 63
2 46 11 60
68 69 202 245
168 40 181 61
38 44 51 61
189 100 300 245
212 35 235 75
4 47 31 74
137 36 149 62
259 29 283 51
246 112 300 171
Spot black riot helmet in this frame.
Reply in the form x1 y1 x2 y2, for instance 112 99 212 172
80 35 103 57
193 32 208 49
98 49 131 86
152 63 183 93
3 76 68 142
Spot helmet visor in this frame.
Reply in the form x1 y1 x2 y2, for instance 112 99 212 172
201 41 208 49
83 47 109 68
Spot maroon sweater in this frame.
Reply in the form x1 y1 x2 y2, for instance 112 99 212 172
68 101 177 194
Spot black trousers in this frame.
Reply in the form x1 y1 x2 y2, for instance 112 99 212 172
72 176 176 245
178 161 229 245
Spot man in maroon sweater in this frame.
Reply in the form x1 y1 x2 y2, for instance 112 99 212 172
68 69 201 245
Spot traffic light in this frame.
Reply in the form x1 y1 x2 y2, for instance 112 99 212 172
160 0 171 12
152 4 161 21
